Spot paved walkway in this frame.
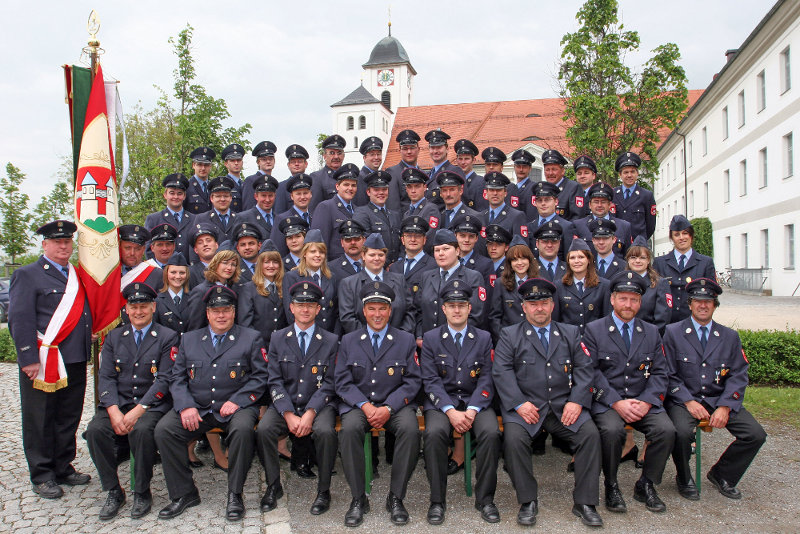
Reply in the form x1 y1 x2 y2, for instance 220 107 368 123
714 291 800 330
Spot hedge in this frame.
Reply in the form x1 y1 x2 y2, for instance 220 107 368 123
1 327 798 385
690 217 714 258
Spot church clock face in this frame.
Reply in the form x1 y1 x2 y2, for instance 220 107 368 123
377 69 395 86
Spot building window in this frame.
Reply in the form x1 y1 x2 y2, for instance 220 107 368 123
688 141 693 168
759 147 768 188
741 233 748 268
672 157 677 182
725 236 732 268
739 159 747 196
737 91 745 128
702 127 708 155
761 229 770 269
722 106 729 140
784 132 794 178
680 149 685 174
723 169 731 202
381 90 391 109
781 46 791 93
703 182 709 211
347 116 354 130
359 115 366 129
757 70 766 112
353 136 358 148
665 163 670 185
689 190 695 217
786 224 796 269
531 168 543 181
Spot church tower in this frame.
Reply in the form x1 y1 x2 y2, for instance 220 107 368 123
331 24 416 165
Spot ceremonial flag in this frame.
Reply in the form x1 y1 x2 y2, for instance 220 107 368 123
72 64 122 335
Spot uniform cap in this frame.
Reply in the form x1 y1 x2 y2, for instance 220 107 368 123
253 175 279 193
289 281 324 303
303 228 325 244
573 155 597 173
339 219 366 238
285 144 310 159
511 149 536 166
433 229 458 246
123 283 158 303
541 149 568 166
669 214 692 232
481 147 507 164
436 170 465 187
190 146 215 162
360 280 395 304
258 239 279 254
221 143 245 160
363 232 387 250
424 128 451 146
485 224 512 244
401 167 428 184
286 173 313 192
454 139 478 156
208 176 237 193
533 181 560 198
400 216 429 235
252 141 277 157
615 151 641 172
333 163 360 182
587 182 614 200
533 221 563 240
568 238 591 253
395 129 421 146
162 173 190 190
119 224 151 245
278 215 309 237
451 215 481 235
609 270 648 295
166 252 190 267
359 136 383 155
484 172 510 189
518 278 556 301
686 278 722 300
190 223 219 245
588 217 617 237
150 223 178 242
36 220 77 239
321 135 346 150
233 222 263 242
203 285 238 307
365 170 392 188
440 278 472 302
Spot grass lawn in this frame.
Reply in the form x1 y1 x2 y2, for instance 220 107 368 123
744 385 800 429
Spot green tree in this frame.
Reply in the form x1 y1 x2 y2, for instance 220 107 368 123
0 163 31 263
558 0 688 183
315 133 328 170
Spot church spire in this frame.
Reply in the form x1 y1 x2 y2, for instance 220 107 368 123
388 6 391 36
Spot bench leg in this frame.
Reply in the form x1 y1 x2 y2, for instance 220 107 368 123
464 432 473 497
364 433 373 496
695 426 702 494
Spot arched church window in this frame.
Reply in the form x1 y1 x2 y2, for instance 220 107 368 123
347 116 354 130
381 91 391 110
359 116 366 129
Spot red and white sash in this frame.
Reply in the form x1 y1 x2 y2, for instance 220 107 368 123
120 262 156 290
35 264 86 392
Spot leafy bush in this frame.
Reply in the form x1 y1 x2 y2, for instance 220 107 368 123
691 217 713 258
0 328 16 362
740 329 800 385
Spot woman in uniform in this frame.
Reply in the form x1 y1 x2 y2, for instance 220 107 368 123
184 246 242 331
553 238 610 335
626 236 672 334
488 236 539 343
238 241 288 344
155 253 190 334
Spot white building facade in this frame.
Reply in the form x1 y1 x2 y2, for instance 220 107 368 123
655 0 799 296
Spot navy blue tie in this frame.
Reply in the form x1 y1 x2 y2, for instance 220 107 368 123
405 258 414 275
134 330 143 346
538 328 549 352
298 331 307 355
372 333 380 355
352 261 361 272
700 326 708 351
577 281 584 296
220 214 228 227
214 334 224 353
455 332 463 350
678 254 686 272
622 323 631 352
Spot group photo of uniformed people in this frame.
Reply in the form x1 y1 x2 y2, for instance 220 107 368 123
9 131 768 529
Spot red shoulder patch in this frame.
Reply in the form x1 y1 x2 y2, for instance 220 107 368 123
520 225 528 238
261 347 268 363
478 287 487 301
155 391 164 400
480 227 487 238
610 204 617 214
666 294 673 308
249 393 257 402
490 349 494 362
489 274 497 287
170 346 178 361
429 216 439 229
531 195 537 206
741 349 748 363
414 353 420 366
651 204 657 216
580 342 591 358
575 196 584 208
510 196 519 208
481 390 489 398
482 190 488 199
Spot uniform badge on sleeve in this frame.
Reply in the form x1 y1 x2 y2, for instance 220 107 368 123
261 348 268 362
580 342 591 357
510 196 519 208
478 287 486 301
666 294 673 308
170 346 178 361
650 204 657 216
489 274 497 287
429 216 439 229
575 197 584 208
520 225 528 238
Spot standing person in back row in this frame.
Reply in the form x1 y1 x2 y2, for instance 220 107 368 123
612 152 656 241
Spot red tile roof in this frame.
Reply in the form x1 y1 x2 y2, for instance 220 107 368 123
383 90 704 169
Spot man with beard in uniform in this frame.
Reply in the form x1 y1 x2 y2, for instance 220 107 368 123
354 136 384 207
483 172 527 238
438 171 484 231
146 173 195 261
589 218 625 280
567 156 598 221
612 152 657 241
413 229 487 344
573 182 633 257
188 223 219 289
352 170 402 263
220 143 246 213
311 163 359 260
329 219 367 280
85 283 179 520
663 278 766 501
310 135 346 211
257 281 339 515
10 220 93 499
335 282 421 527
184 146 216 215
155 286 267 521
120 225 164 293
274 144 311 214
526 181 576 260
453 139 488 211
584 271 675 515
541 149 580 220
383 129 419 213
420 279 501 525
388 216 437 297
238 174 279 239
241 141 277 211
271 174 314 256
493 278 603 528
508 149 538 220
232 222 263 283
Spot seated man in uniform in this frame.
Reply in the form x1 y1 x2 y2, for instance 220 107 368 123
583 271 675 514
334 282 421 527
493 278 603 527
663 278 767 500
154 286 268 521
85 283 179 519
420 280 500 525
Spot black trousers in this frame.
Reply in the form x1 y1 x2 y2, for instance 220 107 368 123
594 409 675 485
154 407 258 500
85 407 164 493
19 362 87 485
504 412 600 506
668 403 766 485
257 405 337 492
339 406 420 500
423 407 500 505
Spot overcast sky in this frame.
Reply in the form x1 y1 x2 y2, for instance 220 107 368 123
0 0 774 205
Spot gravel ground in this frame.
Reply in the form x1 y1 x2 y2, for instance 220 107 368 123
713 292 800 331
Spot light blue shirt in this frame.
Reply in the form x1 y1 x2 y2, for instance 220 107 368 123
488 206 503 220
168 288 184 300
336 194 352 211
366 269 383 282
690 317 713 343
207 326 230 345
168 208 185 219
492 258 505 272
674 248 694 263
611 312 634 338
131 321 153 339
408 199 425 213
292 206 310 219
541 258 558 274
43 255 70 276
242 259 255 273
515 322 551 411
403 251 425 272
441 324 480 413
517 177 529 189
366 325 388 348
214 208 230 218
538 213 556 226
448 202 464 215
294 322 316 350
440 263 460 281
622 184 636 197
289 253 301 266
255 205 273 222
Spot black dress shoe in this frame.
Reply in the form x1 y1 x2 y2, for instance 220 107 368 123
213 460 229 473
260 483 284 512
604 482 627 513
427 502 445 525
295 463 317 479
620 445 639 463
32 480 63 499
226 492 245 521
572 504 603 527
188 459 204 468
131 491 152 519
707 469 742 499
278 452 291 462
475 502 500 523
310 490 331 515
386 493 409 525
447 458 464 475
344 496 369 527
56 472 91 486
676 475 700 501
195 437 210 452
634 479 666 512
158 490 201 519
634 459 644 469
517 500 538 526
99 488 125 520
